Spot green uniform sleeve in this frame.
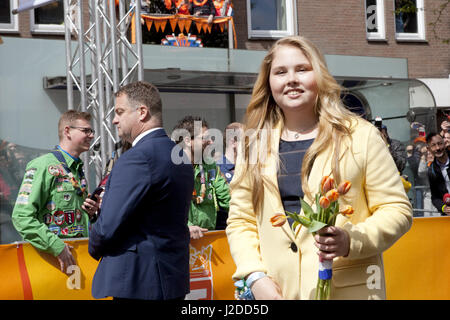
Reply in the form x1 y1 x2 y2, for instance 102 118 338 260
214 167 230 209
12 161 65 257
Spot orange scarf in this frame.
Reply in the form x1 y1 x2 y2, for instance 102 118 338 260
193 0 208 6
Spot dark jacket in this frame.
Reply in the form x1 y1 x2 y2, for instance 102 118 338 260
189 0 215 16
89 129 194 300
427 151 450 215
388 138 407 174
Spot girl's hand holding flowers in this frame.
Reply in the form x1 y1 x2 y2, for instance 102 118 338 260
270 176 354 299
314 226 350 261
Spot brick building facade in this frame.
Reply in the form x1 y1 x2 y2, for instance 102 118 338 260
233 0 450 79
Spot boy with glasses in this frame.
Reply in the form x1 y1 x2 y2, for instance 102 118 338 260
12 110 97 274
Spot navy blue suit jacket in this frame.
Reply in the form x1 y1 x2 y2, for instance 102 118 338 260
88 128 194 300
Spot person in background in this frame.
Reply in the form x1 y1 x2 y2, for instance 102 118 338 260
12 110 98 274
380 125 407 174
218 122 242 184
214 122 242 230
165 0 190 14
172 116 230 239
190 0 215 24
426 132 450 216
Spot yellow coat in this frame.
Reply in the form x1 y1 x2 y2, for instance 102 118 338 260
226 118 413 300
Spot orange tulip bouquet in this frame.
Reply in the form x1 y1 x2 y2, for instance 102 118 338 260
270 176 353 300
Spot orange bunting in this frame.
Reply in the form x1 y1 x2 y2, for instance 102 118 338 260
134 14 237 48
178 19 186 33
184 19 192 32
154 20 161 32
160 20 168 32
196 21 203 33
170 18 178 32
145 19 153 31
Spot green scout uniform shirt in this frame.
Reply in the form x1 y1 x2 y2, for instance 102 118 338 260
12 150 90 257
188 161 230 230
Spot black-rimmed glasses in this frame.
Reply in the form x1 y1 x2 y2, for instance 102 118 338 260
70 126 95 135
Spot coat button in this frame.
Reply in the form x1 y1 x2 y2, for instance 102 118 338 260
290 242 298 253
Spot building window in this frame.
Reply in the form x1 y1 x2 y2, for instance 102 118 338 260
247 0 296 39
365 0 386 41
0 0 18 32
394 0 425 41
30 0 64 34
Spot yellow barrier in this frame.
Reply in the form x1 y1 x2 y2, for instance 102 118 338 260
0 230 235 300
384 216 450 300
1 217 449 300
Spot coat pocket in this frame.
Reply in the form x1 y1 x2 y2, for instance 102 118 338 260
332 263 374 288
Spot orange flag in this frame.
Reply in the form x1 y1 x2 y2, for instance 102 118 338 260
184 19 192 33
154 20 161 32
178 19 186 33
160 19 168 32
196 22 203 33
170 18 178 32
145 19 153 31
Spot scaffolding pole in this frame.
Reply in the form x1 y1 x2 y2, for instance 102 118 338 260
63 0 144 187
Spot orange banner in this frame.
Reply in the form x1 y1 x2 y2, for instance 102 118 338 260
132 14 237 48
1 217 450 300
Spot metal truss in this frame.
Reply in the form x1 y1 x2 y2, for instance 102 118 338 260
63 0 143 186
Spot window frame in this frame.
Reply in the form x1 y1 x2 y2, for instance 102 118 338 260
246 0 297 39
30 0 65 34
365 0 386 41
0 0 19 33
394 0 426 42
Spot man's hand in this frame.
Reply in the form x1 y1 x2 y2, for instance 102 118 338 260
82 195 100 219
189 225 208 240
443 205 450 216
57 244 77 274
250 276 283 300
207 14 213 24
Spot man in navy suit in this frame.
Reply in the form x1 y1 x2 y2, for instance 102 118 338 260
88 81 194 300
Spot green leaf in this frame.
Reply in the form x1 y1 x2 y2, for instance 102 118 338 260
285 211 300 223
308 220 327 233
298 215 312 228
300 198 315 219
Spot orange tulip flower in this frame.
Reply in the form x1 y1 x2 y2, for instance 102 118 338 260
270 213 287 227
340 205 354 216
337 181 352 195
319 196 330 209
320 176 335 194
325 189 339 202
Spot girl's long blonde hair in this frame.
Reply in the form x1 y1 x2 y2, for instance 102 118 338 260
232 36 358 212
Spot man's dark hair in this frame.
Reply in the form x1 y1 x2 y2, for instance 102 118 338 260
426 132 441 144
172 116 209 143
115 81 162 124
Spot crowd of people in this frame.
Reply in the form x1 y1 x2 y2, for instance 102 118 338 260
1 35 447 300
142 0 232 18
